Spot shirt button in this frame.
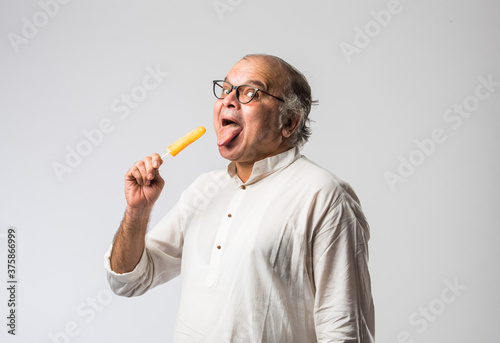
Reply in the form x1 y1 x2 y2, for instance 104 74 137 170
241 185 246 190
217 245 221 250
227 213 232 218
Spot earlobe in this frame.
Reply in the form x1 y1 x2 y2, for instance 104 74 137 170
282 119 292 138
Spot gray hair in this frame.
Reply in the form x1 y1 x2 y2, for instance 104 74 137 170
243 54 318 147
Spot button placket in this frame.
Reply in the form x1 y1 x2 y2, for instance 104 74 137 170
205 185 245 287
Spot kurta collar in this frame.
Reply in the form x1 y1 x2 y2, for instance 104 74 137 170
227 147 301 186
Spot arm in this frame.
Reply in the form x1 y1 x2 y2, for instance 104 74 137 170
109 153 164 274
312 198 375 343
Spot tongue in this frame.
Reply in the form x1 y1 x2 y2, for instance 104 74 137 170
217 124 243 146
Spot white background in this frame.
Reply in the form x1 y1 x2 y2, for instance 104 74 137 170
1 0 499 342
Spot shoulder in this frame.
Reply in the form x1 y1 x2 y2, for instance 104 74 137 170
177 169 230 204
292 156 370 239
287 155 362 208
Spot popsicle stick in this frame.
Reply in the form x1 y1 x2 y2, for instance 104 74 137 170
161 151 170 160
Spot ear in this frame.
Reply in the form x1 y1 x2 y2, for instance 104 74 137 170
282 114 301 138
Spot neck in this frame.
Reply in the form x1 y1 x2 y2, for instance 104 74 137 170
234 144 294 183
235 161 254 183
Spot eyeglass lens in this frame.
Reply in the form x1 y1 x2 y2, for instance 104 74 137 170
214 81 257 103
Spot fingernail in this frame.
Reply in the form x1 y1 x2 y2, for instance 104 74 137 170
148 173 154 180
153 161 158 168
146 180 150 186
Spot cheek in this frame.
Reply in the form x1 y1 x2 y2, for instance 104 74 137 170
213 102 221 130
255 112 281 137
247 118 281 144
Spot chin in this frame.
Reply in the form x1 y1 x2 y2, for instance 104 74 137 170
218 145 242 162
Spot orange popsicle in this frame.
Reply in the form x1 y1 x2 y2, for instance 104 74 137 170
162 126 206 158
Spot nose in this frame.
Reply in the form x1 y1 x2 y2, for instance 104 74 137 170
221 88 240 108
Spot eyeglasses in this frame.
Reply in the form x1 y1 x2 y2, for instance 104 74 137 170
213 80 285 104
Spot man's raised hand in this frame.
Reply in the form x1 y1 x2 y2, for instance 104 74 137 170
124 153 165 210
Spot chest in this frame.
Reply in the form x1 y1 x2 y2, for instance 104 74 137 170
181 182 314 287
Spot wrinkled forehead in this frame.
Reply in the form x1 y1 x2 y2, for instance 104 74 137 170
225 56 286 92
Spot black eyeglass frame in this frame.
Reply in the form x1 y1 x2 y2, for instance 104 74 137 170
213 80 285 104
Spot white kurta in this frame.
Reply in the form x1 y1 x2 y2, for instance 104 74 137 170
105 147 375 342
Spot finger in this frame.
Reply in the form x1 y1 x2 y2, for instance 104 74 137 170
134 160 150 186
126 165 144 186
151 153 163 169
142 156 156 182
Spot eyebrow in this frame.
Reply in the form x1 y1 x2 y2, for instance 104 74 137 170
247 79 267 90
224 77 268 90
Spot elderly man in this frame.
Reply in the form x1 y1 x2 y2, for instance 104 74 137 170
104 54 375 342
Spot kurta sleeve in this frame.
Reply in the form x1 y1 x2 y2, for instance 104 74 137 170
103 172 223 298
312 193 375 343
104 198 187 297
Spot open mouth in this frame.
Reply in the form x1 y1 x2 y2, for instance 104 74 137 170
221 118 237 126
218 119 243 147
